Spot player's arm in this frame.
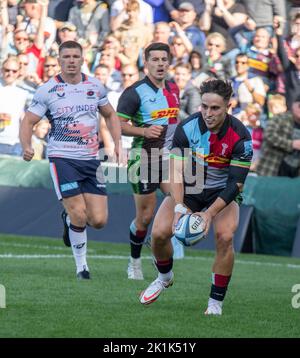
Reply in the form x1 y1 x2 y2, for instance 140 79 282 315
118 115 145 137
199 135 253 234
118 116 163 138
99 102 121 160
169 125 191 231
117 85 163 138
20 111 42 161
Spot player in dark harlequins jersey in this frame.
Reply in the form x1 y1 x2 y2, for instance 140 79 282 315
117 42 180 280
140 79 253 315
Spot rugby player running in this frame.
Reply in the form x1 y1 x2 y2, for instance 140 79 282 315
117 42 180 280
140 79 253 315
20 41 121 279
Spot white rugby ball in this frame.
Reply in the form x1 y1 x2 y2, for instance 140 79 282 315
174 214 206 246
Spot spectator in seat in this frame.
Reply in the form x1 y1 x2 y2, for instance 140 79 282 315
0 56 27 156
173 62 201 121
256 95 300 177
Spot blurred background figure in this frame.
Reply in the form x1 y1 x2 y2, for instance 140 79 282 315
31 118 50 160
0 56 27 156
172 62 201 121
41 55 59 83
114 0 153 67
267 93 287 119
256 95 300 178
189 50 210 88
239 103 263 172
57 22 77 45
200 0 247 55
203 32 232 80
231 53 266 117
68 0 110 47
110 0 153 32
19 0 56 51
152 21 171 44
165 0 206 22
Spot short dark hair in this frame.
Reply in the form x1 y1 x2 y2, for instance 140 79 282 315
236 52 248 59
59 41 83 55
144 42 171 61
200 79 233 102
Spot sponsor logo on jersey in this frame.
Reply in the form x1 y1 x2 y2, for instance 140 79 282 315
221 143 229 156
48 84 66 93
56 104 98 115
87 90 96 99
151 108 179 120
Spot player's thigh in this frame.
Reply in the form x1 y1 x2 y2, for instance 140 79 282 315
62 194 87 225
134 192 157 222
83 193 108 228
152 196 174 241
213 201 239 242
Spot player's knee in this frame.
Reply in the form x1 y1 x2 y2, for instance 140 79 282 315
215 230 234 252
138 212 153 228
152 226 172 245
88 216 107 229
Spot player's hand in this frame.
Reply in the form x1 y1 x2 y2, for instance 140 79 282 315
23 147 34 161
144 125 163 139
193 211 212 236
172 207 192 233
172 212 184 234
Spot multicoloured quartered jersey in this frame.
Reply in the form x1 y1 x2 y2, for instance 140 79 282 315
171 112 253 190
117 76 180 157
27 73 108 160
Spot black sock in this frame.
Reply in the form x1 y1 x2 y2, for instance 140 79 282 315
129 221 147 259
155 258 173 274
210 273 231 301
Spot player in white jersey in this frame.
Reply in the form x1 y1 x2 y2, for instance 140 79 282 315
20 41 121 279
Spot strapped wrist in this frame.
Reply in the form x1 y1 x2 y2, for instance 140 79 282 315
174 203 188 215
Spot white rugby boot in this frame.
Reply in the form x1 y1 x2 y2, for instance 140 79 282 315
204 298 223 315
140 273 174 305
127 257 144 280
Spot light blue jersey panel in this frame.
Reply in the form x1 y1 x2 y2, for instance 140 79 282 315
135 84 171 126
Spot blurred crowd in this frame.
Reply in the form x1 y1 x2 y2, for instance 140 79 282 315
0 0 299 177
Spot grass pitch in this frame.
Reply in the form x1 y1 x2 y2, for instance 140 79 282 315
0 234 300 338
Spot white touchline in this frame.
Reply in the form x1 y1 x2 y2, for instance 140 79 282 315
0 254 299 269
0 242 96 252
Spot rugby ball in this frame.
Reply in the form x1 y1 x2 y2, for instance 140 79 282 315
174 214 206 246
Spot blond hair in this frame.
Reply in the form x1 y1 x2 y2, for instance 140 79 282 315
205 32 226 53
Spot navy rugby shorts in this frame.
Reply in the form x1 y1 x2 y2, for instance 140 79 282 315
49 157 106 200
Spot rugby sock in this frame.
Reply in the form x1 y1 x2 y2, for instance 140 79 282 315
156 258 173 282
209 273 231 302
69 223 89 274
129 220 147 259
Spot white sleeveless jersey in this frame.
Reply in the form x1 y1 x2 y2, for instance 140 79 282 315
28 73 108 160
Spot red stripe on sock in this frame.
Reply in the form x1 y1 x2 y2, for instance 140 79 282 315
156 259 172 266
136 230 147 238
213 273 231 287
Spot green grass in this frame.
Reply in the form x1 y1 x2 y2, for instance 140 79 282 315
0 234 300 338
